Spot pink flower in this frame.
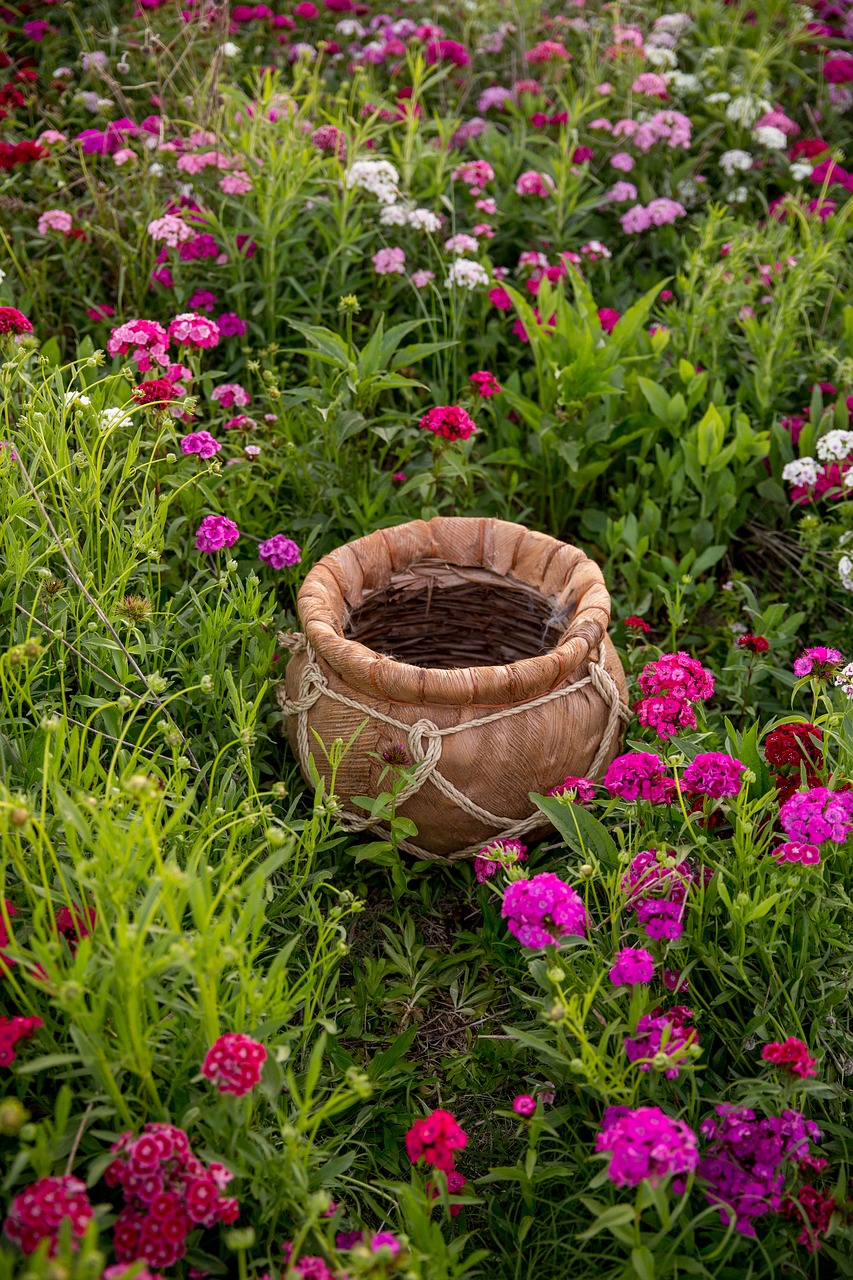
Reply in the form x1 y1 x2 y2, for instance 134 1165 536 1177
596 1106 699 1187
609 947 655 986
469 370 501 397
501 872 586 948
147 214 194 247
489 285 513 311
0 1015 42 1067
419 405 477 442
625 1006 698 1079
406 1110 467 1171
525 39 570 63
548 776 595 801
108 318 170 370
411 270 435 288
258 534 301 570
37 209 72 235
3 1176 92 1255
211 382 250 409
201 1032 267 1096
220 171 252 195
772 841 821 865
632 72 668 97
512 1094 537 1116
647 197 687 226
598 308 620 334
635 693 697 739
195 515 239 553
311 125 347 161
188 288 218 314
169 313 220 349
604 752 675 803
218 312 247 337
425 39 470 68
761 1037 817 1079
779 787 853 846
474 838 527 883
638 652 715 702
607 181 638 202
793 646 843 679
611 151 635 171
373 246 406 275
681 752 746 800
516 170 555 198
180 431 221 460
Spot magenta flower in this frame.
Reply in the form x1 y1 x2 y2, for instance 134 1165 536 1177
501 873 586 948
624 1006 697 1079
598 308 620 334
638 652 714 702
474 837 527 883
603 752 675 803
548 775 595 802
195 515 239 553
201 1032 267 1096
772 841 821 865
512 1094 537 1116
211 382 250 409
168 312 220 349
258 534 301 570
180 431 221 460
373 247 406 276
779 786 853 846
792 646 843 679
419 405 477 442
469 370 502 397
635 694 697 739
596 1106 699 1187
515 170 555 198
681 752 746 800
609 947 655 986
3 1176 92 1256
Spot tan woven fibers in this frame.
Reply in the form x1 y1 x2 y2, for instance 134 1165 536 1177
277 517 629 861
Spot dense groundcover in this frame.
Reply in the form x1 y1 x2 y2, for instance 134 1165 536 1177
3 0 853 1276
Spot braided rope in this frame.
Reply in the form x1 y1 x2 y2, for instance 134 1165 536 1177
278 631 628 862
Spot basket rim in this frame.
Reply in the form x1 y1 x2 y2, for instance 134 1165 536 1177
295 516 612 706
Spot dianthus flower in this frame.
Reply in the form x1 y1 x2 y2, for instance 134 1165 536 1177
54 904 95 952
0 1015 42 1067
405 1109 467 1171
108 319 169 371
147 215 194 247
737 633 770 653
793 647 843 679
217 312 247 339
311 124 347 160
474 838 527 883
513 1094 537 1116
632 72 669 96
603 752 675 803
372 246 406 275
469 370 501 397
515 169 555 198
501 872 586 948
596 1106 699 1187
783 1184 835 1253
779 786 853 846
624 1006 697 1078
547 775 595 802
37 209 73 235
419 405 477 442
133 379 178 405
258 534 301 570
622 849 694 941
195 515 239 553
451 159 495 193
525 39 570 63
764 723 822 771
772 841 821 865
625 614 651 633
3 1176 93 1255
698 1105 821 1236
427 1169 466 1217
180 431 221 460
638 651 714 702
168 312 220 349
208 385 249 413
609 946 655 986
681 752 746 800
188 289 218 314
106 1122 238 1268
761 1037 817 1079
0 306 34 335
425 39 470 67
201 1032 266 1096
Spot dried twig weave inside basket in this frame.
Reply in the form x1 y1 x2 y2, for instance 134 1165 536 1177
344 560 575 670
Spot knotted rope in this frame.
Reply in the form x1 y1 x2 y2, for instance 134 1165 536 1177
277 631 628 862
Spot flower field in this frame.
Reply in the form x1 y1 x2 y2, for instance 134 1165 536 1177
3 0 853 1276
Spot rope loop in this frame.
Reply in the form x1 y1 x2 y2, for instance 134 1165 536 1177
277 630 627 861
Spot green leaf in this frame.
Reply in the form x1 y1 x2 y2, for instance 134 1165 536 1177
366 1025 418 1080
577 1203 637 1240
631 1245 657 1280
285 319 351 367
637 377 671 422
529 793 619 869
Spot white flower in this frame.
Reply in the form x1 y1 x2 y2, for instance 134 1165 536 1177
781 457 819 486
645 47 677 67
676 177 702 205
753 125 787 150
379 205 409 226
345 158 400 205
839 556 853 593
444 233 479 255
666 71 701 93
407 208 442 232
99 407 131 429
790 161 814 181
654 12 692 32
719 149 753 176
445 260 489 290
335 19 364 35
0 266 5 285
706 91 731 104
725 94 771 126
816 430 853 461
221 43 239 57
149 162 164 176
64 391 91 408
727 185 749 203
835 659 853 697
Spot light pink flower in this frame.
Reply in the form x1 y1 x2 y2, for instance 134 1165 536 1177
373 246 406 275
37 209 72 235
611 151 635 171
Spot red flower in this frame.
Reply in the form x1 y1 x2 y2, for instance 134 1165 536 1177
405 1109 468 1171
428 1169 467 1216
761 1036 818 1079
0 307 33 335
624 615 651 633
737 633 770 653
783 1184 835 1253
764 723 822 771
3 1176 92 1255
419 405 477 442
132 379 179 405
201 1032 266 1096
0 1015 42 1067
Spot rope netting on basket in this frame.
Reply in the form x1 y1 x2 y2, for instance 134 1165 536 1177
277 629 629 862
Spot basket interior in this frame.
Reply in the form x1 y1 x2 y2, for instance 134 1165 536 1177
344 560 574 669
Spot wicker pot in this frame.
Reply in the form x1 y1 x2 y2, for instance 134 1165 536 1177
278 517 628 860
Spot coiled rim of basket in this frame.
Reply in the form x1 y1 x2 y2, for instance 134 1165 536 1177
295 516 612 707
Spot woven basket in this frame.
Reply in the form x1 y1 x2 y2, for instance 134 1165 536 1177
277 516 628 860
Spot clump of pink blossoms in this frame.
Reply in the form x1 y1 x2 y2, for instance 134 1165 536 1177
211 382 250 409
604 752 675 803
548 775 595 802
609 946 655 986
501 872 586 948
180 430 221 460
258 534 301 570
793 646 843 679
634 652 714 739
474 838 527 883
195 515 239 553
107 319 169 371
37 209 72 235
779 786 853 846
3 1176 93 1256
419 405 477 441
681 752 746 799
168 312 220 349
201 1032 267 1096
596 1106 699 1187
373 246 406 275
624 1005 698 1078
622 849 695 941
515 170 555 198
